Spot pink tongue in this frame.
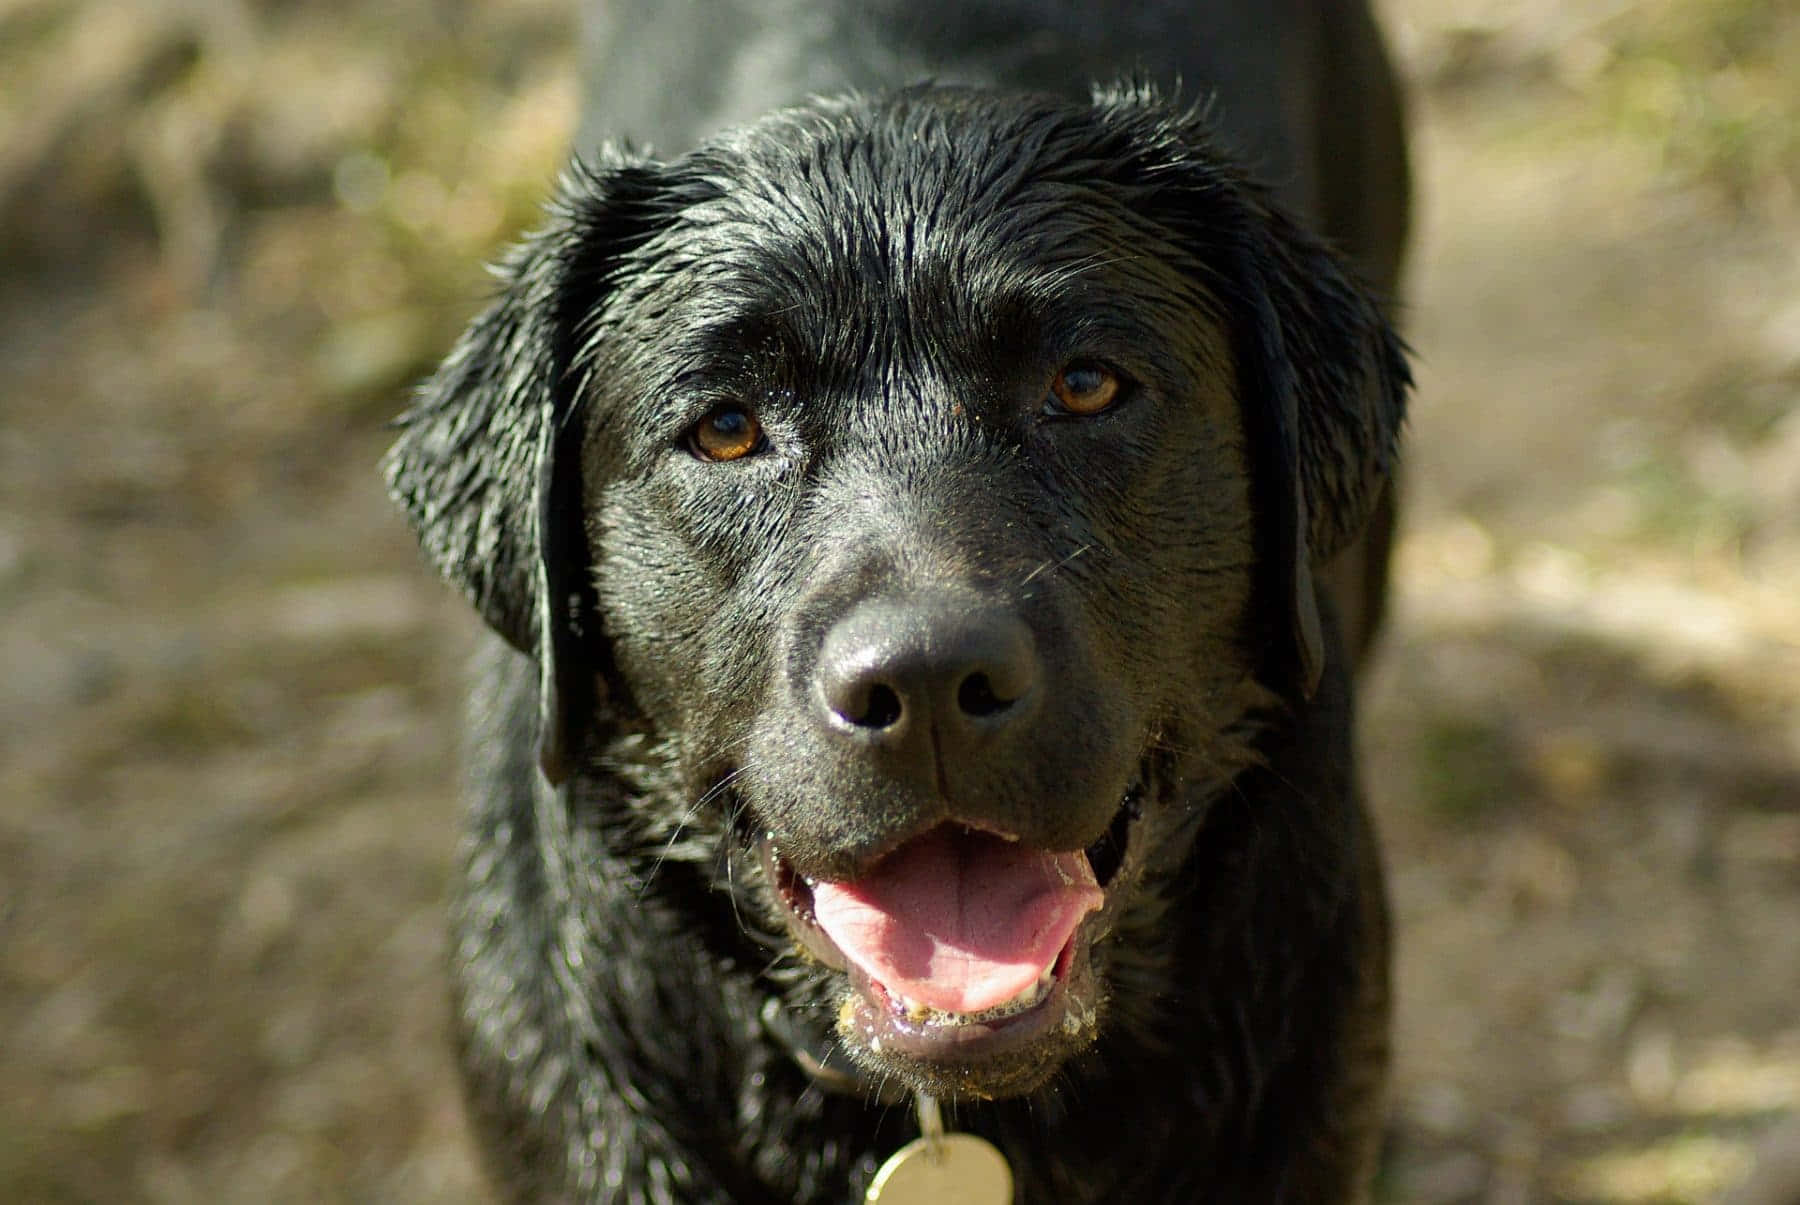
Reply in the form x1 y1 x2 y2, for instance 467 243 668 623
809 827 1104 1015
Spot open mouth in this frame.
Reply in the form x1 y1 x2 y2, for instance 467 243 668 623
759 771 1147 1087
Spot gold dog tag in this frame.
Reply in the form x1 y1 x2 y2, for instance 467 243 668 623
864 1132 1013 1205
866 1093 1012 1205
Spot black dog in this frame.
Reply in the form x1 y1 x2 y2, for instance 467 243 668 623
388 6 1410 1201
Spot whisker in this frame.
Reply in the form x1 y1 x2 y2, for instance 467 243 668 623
722 828 747 937
1020 542 1093 587
636 764 749 897
708 770 765 939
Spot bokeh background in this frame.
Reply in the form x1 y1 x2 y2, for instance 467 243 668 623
2 0 1796 1200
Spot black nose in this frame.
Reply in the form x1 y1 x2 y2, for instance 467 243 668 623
813 596 1041 758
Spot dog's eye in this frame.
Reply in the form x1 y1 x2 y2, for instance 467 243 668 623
687 405 766 462
1046 362 1122 416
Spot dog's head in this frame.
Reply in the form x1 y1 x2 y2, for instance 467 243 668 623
388 84 1406 1100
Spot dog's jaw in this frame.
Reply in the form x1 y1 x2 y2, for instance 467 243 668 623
754 764 1158 1099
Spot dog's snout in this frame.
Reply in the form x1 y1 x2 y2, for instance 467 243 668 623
814 597 1040 749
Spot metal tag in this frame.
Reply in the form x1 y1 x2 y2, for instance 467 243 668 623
863 1132 1014 1205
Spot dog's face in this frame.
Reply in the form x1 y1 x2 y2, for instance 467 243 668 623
389 86 1406 1101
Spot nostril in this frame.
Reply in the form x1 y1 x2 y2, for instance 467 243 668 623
854 683 904 730
956 671 1010 718
824 668 906 730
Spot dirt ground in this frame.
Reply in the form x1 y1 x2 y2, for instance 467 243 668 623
2 0 1795 1200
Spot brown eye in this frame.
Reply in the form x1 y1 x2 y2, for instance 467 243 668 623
1047 362 1121 416
688 404 765 462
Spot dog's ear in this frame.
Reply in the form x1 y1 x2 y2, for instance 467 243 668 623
1228 199 1410 697
1092 83 1410 697
384 151 672 783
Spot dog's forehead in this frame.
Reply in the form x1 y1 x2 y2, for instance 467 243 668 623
688 100 1191 284
600 96 1226 395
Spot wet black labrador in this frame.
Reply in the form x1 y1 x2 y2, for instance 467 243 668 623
387 3 1411 1200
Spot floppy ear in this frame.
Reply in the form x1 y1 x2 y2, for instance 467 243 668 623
1092 84 1411 697
384 151 672 783
1221 193 1409 697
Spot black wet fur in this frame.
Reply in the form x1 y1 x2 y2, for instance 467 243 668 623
387 8 1411 1201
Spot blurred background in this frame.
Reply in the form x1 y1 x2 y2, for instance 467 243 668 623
1 0 1795 1200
